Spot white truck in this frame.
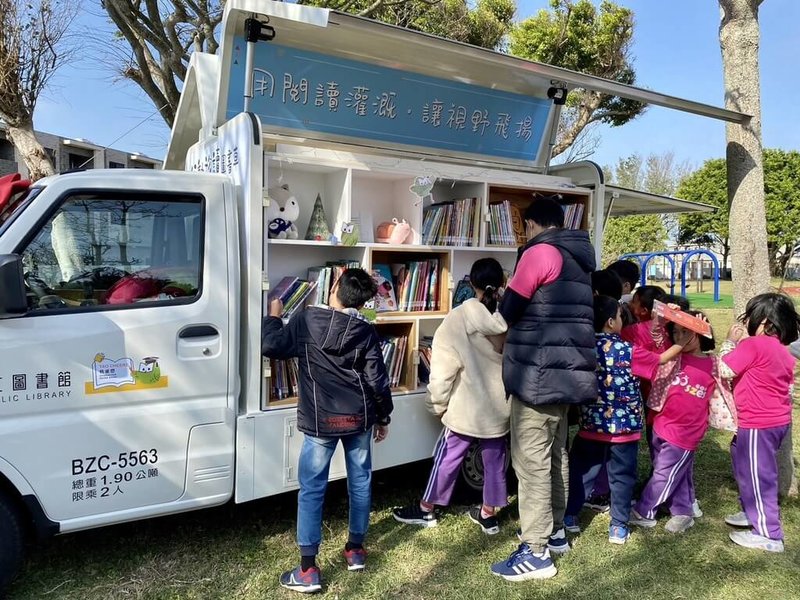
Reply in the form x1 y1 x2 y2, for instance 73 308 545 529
0 0 745 589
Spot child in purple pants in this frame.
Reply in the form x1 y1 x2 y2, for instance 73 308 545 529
630 311 717 535
393 258 510 534
719 293 800 552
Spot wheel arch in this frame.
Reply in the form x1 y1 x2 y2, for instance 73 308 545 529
0 458 59 540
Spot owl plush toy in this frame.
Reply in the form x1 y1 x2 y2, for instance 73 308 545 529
340 221 360 246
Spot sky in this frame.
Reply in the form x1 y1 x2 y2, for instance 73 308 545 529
33 0 800 170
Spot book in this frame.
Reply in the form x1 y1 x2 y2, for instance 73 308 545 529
371 264 398 312
653 300 713 339
453 276 475 308
268 276 299 303
418 336 433 384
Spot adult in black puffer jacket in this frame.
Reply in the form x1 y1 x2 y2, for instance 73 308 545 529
490 196 596 582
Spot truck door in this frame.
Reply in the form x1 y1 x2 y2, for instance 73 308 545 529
0 177 236 530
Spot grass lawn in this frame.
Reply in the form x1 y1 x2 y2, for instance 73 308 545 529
8 308 800 599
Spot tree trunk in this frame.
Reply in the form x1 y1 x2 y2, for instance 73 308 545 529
5 121 55 180
719 0 796 497
719 0 770 314
6 120 84 280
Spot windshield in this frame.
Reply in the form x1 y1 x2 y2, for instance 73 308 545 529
0 187 42 237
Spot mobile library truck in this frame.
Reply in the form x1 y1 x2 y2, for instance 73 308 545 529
0 0 746 588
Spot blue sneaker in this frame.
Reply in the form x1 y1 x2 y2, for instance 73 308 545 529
547 527 571 554
609 525 629 545
564 515 581 533
279 565 322 593
490 544 558 581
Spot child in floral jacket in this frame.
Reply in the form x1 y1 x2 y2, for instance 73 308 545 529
564 296 686 544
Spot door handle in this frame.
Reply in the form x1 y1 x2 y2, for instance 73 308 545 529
179 325 219 338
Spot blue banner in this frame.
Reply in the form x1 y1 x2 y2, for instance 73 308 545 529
227 40 552 161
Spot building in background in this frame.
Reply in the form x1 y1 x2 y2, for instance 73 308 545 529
0 124 161 178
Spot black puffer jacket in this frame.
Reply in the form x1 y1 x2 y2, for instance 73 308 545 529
262 306 393 436
501 228 596 407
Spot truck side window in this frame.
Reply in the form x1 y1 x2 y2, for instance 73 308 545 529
19 192 203 311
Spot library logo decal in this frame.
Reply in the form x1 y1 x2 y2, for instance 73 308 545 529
85 353 169 395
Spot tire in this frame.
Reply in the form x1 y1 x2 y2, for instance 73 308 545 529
458 438 514 495
0 492 24 594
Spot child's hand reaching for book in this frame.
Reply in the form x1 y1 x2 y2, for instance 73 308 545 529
269 298 284 318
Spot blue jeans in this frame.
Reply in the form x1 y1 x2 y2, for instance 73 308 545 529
297 430 372 556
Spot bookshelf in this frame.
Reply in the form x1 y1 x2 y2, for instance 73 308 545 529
262 147 592 409
484 185 590 248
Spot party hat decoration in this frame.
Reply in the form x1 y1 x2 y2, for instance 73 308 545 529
305 194 331 241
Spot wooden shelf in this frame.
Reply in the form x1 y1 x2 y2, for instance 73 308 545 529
269 396 298 408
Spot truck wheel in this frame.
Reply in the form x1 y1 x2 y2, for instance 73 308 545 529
460 441 485 492
459 439 515 496
0 493 24 593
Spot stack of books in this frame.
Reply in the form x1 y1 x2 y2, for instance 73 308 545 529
488 199 585 246
417 336 433 385
487 200 519 246
307 260 361 306
421 197 481 246
390 259 441 312
269 277 318 319
381 334 408 388
562 203 585 230
270 357 300 400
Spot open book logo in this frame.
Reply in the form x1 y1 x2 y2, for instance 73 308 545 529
86 353 168 395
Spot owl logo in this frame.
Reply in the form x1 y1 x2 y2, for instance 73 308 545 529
340 222 360 246
409 176 434 200
134 357 161 385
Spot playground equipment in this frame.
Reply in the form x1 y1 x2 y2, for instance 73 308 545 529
619 249 720 303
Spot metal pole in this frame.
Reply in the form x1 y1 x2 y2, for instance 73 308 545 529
244 40 255 112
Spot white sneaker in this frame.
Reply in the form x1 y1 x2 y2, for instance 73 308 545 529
729 530 784 553
692 499 703 518
665 515 695 534
725 511 750 528
628 509 657 528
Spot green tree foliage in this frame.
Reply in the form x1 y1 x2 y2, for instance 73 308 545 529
510 0 645 159
319 0 516 50
677 150 800 276
599 153 691 266
676 159 729 269
103 0 515 128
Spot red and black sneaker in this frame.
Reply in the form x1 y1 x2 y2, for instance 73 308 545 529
344 547 367 571
279 565 322 593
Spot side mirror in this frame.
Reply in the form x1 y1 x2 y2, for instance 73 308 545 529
0 254 27 318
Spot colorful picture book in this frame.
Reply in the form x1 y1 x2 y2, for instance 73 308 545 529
388 259 441 312
421 197 482 246
268 276 318 319
380 333 408 388
653 300 713 339
371 264 398 312
452 276 475 308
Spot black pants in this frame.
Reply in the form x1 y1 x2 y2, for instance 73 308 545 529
566 435 638 528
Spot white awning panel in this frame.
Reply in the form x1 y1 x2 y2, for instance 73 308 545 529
606 185 715 216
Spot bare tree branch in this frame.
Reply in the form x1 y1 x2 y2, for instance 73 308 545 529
0 0 77 179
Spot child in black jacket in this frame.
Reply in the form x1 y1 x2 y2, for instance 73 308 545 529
262 268 393 593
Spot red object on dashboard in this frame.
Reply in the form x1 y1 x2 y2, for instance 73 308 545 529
0 173 32 214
